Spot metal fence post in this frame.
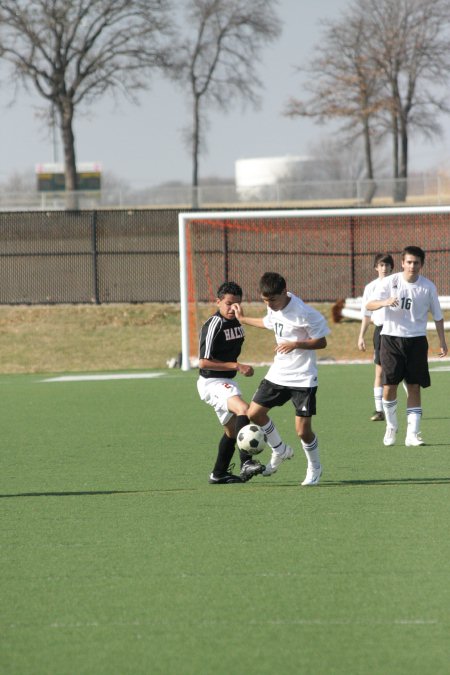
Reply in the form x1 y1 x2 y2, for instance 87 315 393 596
91 210 100 304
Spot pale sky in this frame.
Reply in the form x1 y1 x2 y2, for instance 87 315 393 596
1 0 449 188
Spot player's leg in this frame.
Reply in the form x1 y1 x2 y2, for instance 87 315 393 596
380 336 405 446
404 383 424 445
248 381 294 476
209 417 242 482
382 383 399 445
371 363 385 421
404 383 421 408
371 327 385 421
293 388 322 487
404 337 429 446
226 394 252 465
226 395 266 479
197 377 244 483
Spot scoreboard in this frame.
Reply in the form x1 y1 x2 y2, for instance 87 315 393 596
36 162 102 191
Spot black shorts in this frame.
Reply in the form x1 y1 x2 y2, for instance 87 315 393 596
252 379 317 417
373 324 382 366
380 335 430 387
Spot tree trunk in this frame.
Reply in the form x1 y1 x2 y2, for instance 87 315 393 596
390 111 404 202
362 116 376 204
60 100 78 210
191 95 200 208
397 121 408 202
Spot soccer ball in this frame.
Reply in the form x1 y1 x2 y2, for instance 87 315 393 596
237 424 267 455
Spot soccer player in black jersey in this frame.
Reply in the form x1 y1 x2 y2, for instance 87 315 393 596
197 281 264 484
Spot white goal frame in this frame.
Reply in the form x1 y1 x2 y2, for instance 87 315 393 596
178 205 450 371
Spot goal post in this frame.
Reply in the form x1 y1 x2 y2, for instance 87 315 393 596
178 214 190 372
178 205 450 371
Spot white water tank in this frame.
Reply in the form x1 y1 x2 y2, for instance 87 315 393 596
235 155 315 200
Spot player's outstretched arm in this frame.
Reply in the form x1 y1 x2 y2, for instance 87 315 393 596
232 303 265 329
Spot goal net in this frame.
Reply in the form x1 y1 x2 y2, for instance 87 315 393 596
178 206 450 370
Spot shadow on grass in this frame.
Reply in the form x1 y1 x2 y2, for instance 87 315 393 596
323 477 450 487
0 488 195 498
2 476 450 497
306 478 449 488
248 476 450 488
423 417 450 421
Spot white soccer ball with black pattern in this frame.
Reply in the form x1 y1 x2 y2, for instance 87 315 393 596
237 424 267 455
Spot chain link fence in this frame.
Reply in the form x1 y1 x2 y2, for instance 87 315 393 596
1 207 450 304
0 209 179 304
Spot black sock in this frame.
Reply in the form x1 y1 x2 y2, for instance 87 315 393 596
236 415 252 466
212 434 236 477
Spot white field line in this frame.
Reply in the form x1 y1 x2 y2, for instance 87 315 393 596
41 373 164 383
40 362 450 382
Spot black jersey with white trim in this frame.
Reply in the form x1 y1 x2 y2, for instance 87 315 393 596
198 311 245 379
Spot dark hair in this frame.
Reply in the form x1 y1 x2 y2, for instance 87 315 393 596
259 272 286 296
217 281 243 299
402 246 425 264
374 253 394 269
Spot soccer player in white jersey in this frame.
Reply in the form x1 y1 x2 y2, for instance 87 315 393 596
366 246 448 447
358 253 394 421
234 272 330 486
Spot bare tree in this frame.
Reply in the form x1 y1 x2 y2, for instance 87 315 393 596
170 0 281 198
0 0 172 206
284 9 386 203
359 0 450 201
285 0 450 202
307 136 382 182
0 170 35 194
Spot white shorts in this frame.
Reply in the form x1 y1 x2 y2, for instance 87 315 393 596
197 376 242 425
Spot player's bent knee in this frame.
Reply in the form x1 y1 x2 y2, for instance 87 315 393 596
227 397 248 417
248 410 268 426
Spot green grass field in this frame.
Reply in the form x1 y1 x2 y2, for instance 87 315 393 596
1 364 449 675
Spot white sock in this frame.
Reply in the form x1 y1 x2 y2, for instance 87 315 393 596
374 387 383 412
406 408 422 434
382 399 398 429
301 435 320 469
261 420 285 454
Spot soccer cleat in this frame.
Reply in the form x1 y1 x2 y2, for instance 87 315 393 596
383 426 397 446
262 444 294 476
208 464 243 484
208 471 243 484
405 432 425 447
301 464 323 486
370 411 385 422
240 459 266 482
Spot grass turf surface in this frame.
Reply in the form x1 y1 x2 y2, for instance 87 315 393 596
1 364 449 675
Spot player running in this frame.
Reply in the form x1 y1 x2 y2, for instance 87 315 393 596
234 272 330 486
